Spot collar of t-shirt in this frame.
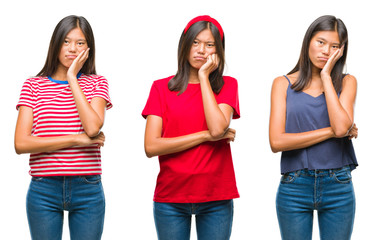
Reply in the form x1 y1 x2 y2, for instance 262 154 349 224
47 72 82 84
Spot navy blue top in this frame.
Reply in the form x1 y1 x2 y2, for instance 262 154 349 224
280 75 358 174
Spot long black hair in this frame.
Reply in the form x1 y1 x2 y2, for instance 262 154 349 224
37 15 96 76
289 15 348 93
168 21 225 95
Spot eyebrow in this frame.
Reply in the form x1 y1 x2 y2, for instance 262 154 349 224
65 37 87 42
194 39 215 44
317 37 340 45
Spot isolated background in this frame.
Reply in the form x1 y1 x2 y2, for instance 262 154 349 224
1 0 371 239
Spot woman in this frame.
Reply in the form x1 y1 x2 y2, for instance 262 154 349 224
142 15 239 240
15 15 112 240
269 15 358 240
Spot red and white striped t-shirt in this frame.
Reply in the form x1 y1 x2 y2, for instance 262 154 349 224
16 74 112 177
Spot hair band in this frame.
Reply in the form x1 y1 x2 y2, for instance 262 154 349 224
184 15 224 40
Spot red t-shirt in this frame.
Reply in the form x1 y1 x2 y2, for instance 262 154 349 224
142 76 240 203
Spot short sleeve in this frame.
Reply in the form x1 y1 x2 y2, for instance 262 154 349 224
16 79 35 110
92 76 113 110
142 81 163 119
216 76 240 119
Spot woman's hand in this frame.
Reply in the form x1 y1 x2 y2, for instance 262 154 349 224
206 128 236 143
67 48 89 80
198 53 219 79
75 131 105 147
347 123 358 140
321 45 344 79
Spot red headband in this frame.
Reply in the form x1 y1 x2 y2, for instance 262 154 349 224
184 15 224 40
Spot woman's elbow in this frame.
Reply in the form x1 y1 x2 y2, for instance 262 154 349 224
332 125 351 138
144 144 156 158
85 125 103 138
333 128 348 138
270 145 281 153
269 139 282 153
209 127 228 139
14 141 26 155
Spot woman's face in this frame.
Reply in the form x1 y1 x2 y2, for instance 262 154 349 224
188 28 216 70
308 30 341 70
58 27 88 70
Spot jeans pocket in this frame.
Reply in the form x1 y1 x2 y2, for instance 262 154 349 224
332 167 352 184
81 175 102 184
280 171 298 184
31 177 44 182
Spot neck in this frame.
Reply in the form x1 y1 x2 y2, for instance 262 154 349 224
51 64 68 81
188 67 200 83
311 65 322 80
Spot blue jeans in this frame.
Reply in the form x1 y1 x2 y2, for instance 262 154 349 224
26 175 105 240
154 200 234 240
276 166 355 240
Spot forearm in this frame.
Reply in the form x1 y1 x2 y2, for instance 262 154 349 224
68 77 104 137
322 76 353 136
15 134 78 154
145 130 210 158
199 76 229 137
270 127 334 153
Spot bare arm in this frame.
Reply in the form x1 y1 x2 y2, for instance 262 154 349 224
269 76 335 153
144 115 235 158
320 47 357 137
198 54 234 137
14 106 105 154
67 49 107 137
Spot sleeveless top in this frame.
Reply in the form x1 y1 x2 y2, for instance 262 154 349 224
280 75 358 174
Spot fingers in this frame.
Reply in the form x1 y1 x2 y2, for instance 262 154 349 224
75 48 90 65
348 124 358 140
207 53 219 71
225 128 236 143
68 48 90 77
91 131 105 147
199 53 219 76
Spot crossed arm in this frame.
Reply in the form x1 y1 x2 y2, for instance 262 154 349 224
14 49 107 154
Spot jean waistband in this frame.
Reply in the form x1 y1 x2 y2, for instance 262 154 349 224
293 166 350 177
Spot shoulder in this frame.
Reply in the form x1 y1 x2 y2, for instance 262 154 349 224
154 75 174 84
341 74 357 93
152 75 174 88
80 74 107 82
22 76 48 87
270 75 291 99
26 76 47 83
272 75 290 88
343 74 357 85
221 76 238 89
223 75 237 83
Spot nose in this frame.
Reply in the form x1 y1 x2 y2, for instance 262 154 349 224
197 43 206 54
322 45 330 55
68 43 77 52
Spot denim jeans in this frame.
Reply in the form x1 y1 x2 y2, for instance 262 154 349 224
26 175 105 240
154 200 233 240
276 166 355 240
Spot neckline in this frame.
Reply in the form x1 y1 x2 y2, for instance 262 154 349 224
301 91 324 99
48 72 82 84
284 75 324 98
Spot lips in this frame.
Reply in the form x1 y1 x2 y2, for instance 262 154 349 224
318 57 329 62
66 55 78 59
194 56 206 61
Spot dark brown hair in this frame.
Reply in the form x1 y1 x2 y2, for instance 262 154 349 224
37 15 96 76
289 15 348 93
168 21 225 94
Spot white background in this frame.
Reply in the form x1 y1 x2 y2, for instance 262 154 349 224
1 0 371 239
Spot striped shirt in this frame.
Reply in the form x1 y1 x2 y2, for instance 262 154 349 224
16 74 112 176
